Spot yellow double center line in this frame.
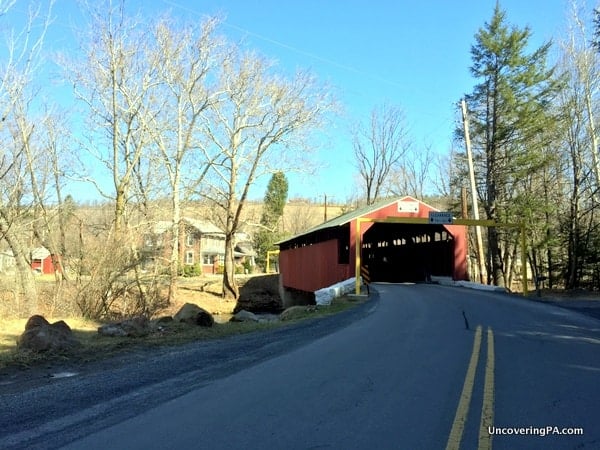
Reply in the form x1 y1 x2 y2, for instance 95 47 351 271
446 325 495 450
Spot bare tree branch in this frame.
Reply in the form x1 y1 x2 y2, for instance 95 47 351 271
353 102 410 204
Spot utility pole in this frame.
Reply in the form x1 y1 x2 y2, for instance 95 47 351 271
461 99 486 284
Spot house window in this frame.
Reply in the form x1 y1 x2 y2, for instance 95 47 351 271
203 254 214 265
185 250 194 265
144 234 154 247
186 233 195 247
201 235 224 253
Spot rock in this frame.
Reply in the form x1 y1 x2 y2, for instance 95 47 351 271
280 305 318 321
18 315 80 352
155 316 173 324
120 316 150 337
230 309 260 323
174 303 214 327
50 320 72 334
173 303 202 322
97 324 128 337
234 275 282 314
257 314 280 324
24 315 50 331
97 315 150 337
234 289 282 314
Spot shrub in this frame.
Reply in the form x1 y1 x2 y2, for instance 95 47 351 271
182 263 202 277
74 237 168 320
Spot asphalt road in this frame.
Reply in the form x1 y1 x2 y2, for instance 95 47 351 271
2 284 600 449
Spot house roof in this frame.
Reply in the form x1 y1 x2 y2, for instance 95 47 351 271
31 247 51 259
277 196 439 245
235 242 256 257
184 218 224 235
153 217 224 235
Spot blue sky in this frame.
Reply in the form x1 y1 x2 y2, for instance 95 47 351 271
167 0 570 203
7 0 578 203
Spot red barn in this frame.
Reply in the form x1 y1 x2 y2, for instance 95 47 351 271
31 247 61 275
277 197 468 303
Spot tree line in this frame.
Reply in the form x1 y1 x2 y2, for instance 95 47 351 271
459 3 600 290
352 3 600 292
3 0 600 321
0 0 331 317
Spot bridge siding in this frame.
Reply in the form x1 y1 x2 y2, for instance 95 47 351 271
279 197 468 293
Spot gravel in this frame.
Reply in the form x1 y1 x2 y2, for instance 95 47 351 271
0 297 375 450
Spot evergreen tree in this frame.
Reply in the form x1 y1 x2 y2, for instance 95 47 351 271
465 3 559 286
255 171 288 269
261 171 288 229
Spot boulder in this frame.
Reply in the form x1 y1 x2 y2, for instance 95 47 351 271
230 309 260 323
155 316 173 324
119 316 150 337
234 290 282 314
18 316 80 352
257 314 280 324
174 303 214 327
97 324 128 337
234 275 282 314
280 305 318 321
24 314 50 330
97 315 150 337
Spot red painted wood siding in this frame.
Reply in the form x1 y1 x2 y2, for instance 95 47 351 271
279 239 351 292
446 224 468 280
280 197 469 292
32 256 60 274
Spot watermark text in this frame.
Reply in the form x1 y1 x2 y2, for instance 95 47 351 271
488 426 584 437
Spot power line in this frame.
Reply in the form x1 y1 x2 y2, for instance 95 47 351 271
161 0 405 88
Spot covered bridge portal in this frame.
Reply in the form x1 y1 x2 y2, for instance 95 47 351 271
362 222 455 283
278 197 468 299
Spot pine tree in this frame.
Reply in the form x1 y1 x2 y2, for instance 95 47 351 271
255 171 288 269
465 3 559 286
261 171 288 229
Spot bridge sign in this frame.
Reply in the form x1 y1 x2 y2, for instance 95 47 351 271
429 211 454 224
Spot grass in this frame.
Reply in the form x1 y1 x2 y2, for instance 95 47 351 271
0 295 365 371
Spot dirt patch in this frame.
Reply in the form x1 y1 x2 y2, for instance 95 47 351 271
533 289 600 321
537 288 600 301
162 274 281 319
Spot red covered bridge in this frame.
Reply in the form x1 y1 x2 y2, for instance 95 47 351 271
277 197 468 304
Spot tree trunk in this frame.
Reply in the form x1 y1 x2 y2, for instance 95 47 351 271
167 185 181 304
565 139 582 290
13 251 37 315
115 188 127 236
222 233 238 299
566 221 578 289
584 76 600 194
487 227 505 287
0 219 37 314
486 170 505 286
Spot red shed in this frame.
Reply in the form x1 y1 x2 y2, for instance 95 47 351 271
31 247 61 275
277 196 467 299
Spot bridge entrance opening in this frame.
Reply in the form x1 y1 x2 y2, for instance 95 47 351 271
361 223 454 283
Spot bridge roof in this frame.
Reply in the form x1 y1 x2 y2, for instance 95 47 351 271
277 196 440 246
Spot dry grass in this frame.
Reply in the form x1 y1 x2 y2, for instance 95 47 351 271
0 275 365 371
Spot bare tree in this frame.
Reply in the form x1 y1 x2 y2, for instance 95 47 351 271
66 0 156 235
202 50 331 299
389 144 434 200
352 103 410 205
58 1 174 316
0 0 54 312
143 16 223 302
556 1 600 288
